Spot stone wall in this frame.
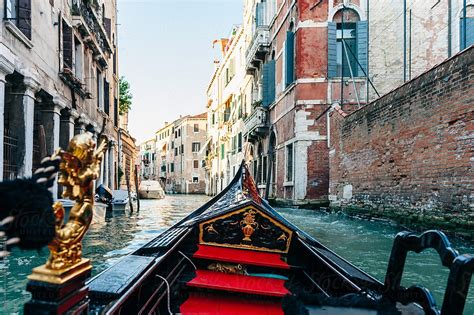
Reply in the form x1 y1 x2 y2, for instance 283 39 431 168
329 47 474 233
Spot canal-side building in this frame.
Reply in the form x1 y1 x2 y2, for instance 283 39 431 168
139 137 157 180
1 0 120 195
166 113 207 194
205 25 251 195
117 111 138 191
155 121 173 188
243 0 368 206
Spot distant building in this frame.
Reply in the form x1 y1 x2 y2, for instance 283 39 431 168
139 113 207 194
0 0 120 196
139 138 157 180
166 113 207 194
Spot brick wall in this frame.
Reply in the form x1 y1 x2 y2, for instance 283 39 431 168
329 47 474 232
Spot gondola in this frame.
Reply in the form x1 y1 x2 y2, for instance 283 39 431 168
84 162 473 315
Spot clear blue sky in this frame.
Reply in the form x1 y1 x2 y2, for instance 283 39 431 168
118 0 243 143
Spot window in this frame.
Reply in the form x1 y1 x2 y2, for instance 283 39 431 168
170 163 174 172
192 176 199 183
62 20 73 70
74 36 83 79
285 30 295 87
104 79 110 115
328 9 367 78
192 142 200 153
5 0 31 39
96 69 103 109
336 23 357 77
180 144 184 155
286 144 293 182
178 128 181 137
174 147 178 155
193 160 199 168
194 123 199 133
460 6 474 50
238 132 242 152
262 60 276 107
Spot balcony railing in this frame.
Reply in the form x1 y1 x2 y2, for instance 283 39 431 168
245 3 271 72
243 105 269 142
71 0 113 66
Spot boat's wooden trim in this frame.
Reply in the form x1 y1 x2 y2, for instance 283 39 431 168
103 228 193 314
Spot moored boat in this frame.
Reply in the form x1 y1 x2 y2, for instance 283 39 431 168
85 162 474 315
139 180 165 199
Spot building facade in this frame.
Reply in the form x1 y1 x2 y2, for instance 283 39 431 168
205 26 251 195
139 137 157 180
1 0 120 195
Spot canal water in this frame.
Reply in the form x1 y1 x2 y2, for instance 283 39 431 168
1 195 473 314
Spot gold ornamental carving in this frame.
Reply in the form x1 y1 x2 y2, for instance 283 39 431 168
240 209 259 241
28 133 108 284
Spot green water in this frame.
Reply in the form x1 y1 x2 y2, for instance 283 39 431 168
1 195 473 314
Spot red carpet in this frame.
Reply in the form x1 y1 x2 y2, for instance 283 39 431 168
180 293 284 315
187 270 289 297
193 245 290 269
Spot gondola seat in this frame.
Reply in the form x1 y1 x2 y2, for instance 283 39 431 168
180 292 284 315
186 269 289 297
193 244 290 269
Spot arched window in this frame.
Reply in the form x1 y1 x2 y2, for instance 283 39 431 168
328 8 367 78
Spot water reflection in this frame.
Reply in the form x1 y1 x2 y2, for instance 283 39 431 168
0 196 473 314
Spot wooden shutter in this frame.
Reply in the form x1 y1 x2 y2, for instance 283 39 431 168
17 0 31 39
62 21 73 69
256 3 263 27
262 60 276 107
327 22 337 78
285 31 295 87
104 18 112 39
460 18 474 50
104 79 110 115
356 21 368 77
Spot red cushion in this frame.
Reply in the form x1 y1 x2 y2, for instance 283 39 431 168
180 292 284 315
186 270 289 297
194 245 289 269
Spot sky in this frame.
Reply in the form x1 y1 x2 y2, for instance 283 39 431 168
117 0 243 143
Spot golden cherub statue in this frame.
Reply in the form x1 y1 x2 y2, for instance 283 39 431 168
45 132 108 270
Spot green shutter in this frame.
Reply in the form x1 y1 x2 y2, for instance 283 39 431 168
460 18 474 50
262 60 276 107
328 22 337 78
221 144 225 160
356 21 368 77
285 31 295 87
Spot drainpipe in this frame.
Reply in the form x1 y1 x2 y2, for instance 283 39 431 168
462 0 467 50
366 0 370 103
448 0 452 57
403 0 407 82
409 9 412 80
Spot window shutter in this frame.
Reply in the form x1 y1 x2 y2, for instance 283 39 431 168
104 79 110 115
256 3 262 27
104 18 112 39
18 0 32 39
262 60 276 107
460 18 474 50
356 21 368 77
285 31 295 87
62 21 73 69
327 22 337 78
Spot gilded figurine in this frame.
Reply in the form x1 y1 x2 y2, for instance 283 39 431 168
45 133 108 270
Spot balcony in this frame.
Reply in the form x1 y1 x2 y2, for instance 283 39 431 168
244 105 269 142
245 27 270 73
245 3 271 73
71 0 113 67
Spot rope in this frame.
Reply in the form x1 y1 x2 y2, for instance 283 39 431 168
155 275 172 315
178 251 197 271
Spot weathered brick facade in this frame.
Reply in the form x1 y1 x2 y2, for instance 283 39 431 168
329 47 474 233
